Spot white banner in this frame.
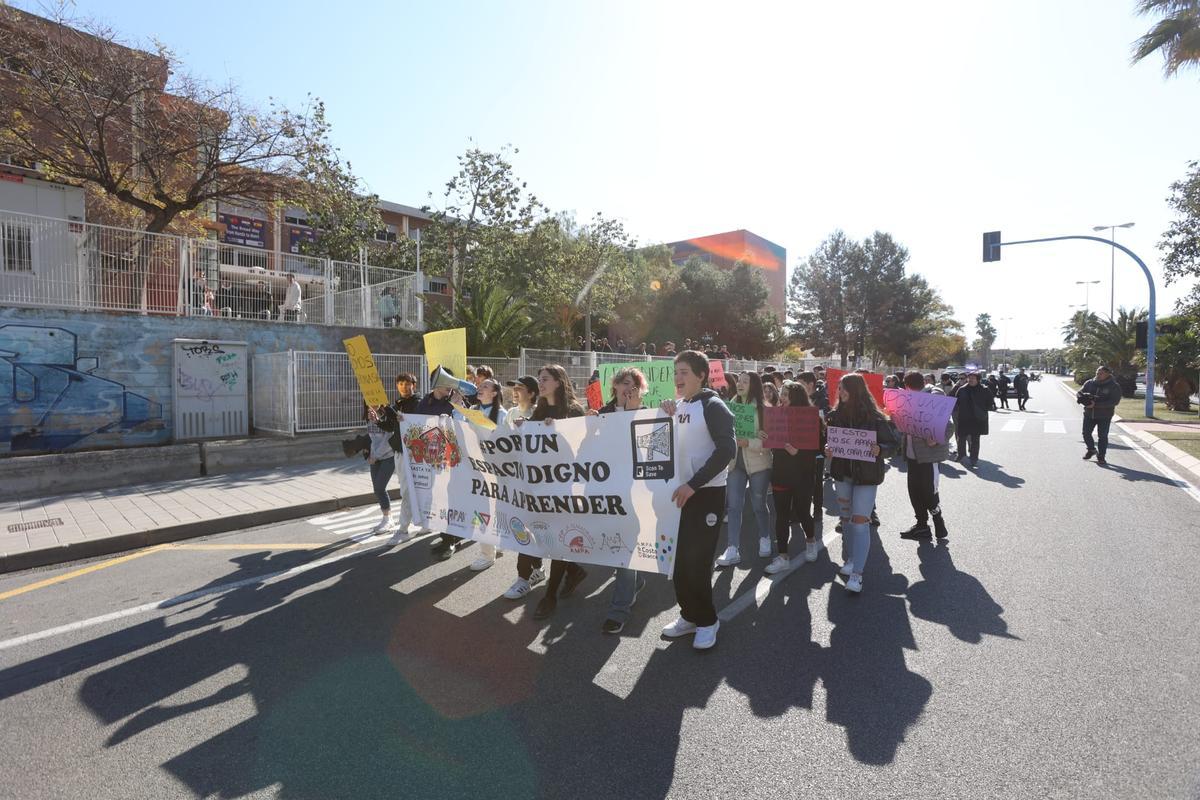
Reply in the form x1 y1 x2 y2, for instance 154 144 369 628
400 410 683 576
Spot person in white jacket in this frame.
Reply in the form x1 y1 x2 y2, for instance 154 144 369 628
716 371 775 567
281 273 302 322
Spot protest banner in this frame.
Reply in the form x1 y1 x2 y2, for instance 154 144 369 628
342 335 389 407
827 426 877 462
728 401 758 439
708 359 727 389
825 368 885 408
883 388 957 444
763 406 821 449
452 403 498 431
400 410 683 575
598 360 676 409
586 380 604 411
423 327 467 380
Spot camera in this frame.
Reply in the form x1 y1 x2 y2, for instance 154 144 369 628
1076 392 1094 406
341 434 370 458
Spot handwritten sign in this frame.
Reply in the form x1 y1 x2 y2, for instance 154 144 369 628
586 380 604 411
825 368 885 409
423 327 467 381
827 426 877 463
598 361 676 409
883 389 957 444
343 335 389 407
452 403 498 431
708 359 727 389
763 406 821 449
728 401 758 439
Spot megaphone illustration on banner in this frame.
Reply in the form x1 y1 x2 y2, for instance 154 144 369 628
430 366 477 396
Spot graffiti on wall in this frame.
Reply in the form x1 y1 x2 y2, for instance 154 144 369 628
0 324 164 453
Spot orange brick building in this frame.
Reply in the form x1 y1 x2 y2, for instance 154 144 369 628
665 230 787 321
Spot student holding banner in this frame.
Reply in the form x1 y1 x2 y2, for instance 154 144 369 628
765 382 825 574
715 371 774 568
824 374 899 594
419 371 464 560
454 378 508 572
898 372 952 541
660 351 736 651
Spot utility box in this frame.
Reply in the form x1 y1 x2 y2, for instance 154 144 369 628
172 338 249 440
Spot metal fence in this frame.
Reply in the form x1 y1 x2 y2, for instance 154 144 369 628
1 209 424 330
251 352 295 434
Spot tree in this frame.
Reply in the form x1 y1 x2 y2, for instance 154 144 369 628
0 5 348 234
1157 160 1200 316
292 148 383 264
654 259 779 359
1066 307 1148 394
1132 0 1200 77
425 278 545 357
1061 309 1098 345
787 231 860 366
1154 312 1200 410
974 313 998 368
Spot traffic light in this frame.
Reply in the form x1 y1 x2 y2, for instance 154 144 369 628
983 231 1002 262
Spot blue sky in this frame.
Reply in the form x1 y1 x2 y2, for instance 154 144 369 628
38 0 1200 349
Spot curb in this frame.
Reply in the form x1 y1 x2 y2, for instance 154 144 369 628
1117 423 1200 484
0 488 400 575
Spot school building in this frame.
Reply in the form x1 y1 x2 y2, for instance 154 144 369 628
665 230 787 321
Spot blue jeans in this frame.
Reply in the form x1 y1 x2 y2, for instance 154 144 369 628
607 568 647 623
725 461 774 550
370 456 395 513
835 480 878 575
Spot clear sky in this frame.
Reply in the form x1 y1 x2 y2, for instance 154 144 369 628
35 0 1200 349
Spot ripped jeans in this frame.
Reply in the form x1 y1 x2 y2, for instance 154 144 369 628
834 480 878 576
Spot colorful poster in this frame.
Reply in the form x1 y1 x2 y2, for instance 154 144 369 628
598 360 676 410
883 389 957 444
728 401 758 439
708 359 727 389
827 426 877 462
343 335 389 407
400 410 683 576
763 406 820 449
423 328 467 381
825 368 885 409
217 213 266 248
586 380 604 411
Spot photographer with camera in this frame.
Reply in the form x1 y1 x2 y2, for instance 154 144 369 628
1077 365 1123 466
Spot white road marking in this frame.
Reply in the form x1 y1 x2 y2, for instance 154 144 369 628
1002 420 1026 433
1119 435 1200 506
1044 420 1066 434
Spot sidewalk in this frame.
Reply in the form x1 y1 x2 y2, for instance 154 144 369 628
0 459 396 574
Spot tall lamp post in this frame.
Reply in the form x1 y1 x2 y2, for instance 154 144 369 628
1092 222 1134 320
1076 280 1100 314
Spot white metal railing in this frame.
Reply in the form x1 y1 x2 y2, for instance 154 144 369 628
0 209 424 330
251 351 295 434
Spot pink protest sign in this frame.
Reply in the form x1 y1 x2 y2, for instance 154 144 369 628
883 388 957 444
763 406 820 450
708 359 727 389
826 425 877 462
826 368 885 409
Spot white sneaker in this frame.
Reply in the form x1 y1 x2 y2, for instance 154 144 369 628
715 546 741 567
805 539 819 562
758 537 772 558
764 555 790 575
371 516 395 534
389 525 414 544
693 620 720 650
661 617 698 638
839 562 854 577
469 556 495 572
528 567 546 586
503 578 532 599
846 574 863 593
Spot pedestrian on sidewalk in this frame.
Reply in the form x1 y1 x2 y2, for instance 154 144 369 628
899 372 952 542
1078 365 1123 466
660 350 736 650
825 373 898 594
950 371 992 467
715 371 774 568
765 382 825 575
1013 367 1030 411
364 402 401 536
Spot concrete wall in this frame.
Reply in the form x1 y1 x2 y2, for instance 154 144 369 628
0 306 420 455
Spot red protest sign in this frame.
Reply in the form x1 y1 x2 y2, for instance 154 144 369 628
825 368 885 409
708 359 727 389
763 406 820 450
586 380 603 411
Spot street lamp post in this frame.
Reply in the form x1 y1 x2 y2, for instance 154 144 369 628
1075 280 1100 314
1092 222 1135 320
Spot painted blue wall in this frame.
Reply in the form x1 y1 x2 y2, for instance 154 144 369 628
0 308 420 455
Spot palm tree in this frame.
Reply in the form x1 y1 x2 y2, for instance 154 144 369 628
427 279 544 357
1132 0 1200 77
1069 308 1148 395
1061 310 1097 346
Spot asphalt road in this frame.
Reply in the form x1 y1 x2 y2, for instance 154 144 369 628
1 378 1198 800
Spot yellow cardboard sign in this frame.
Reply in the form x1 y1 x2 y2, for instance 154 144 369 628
343 335 389 407
452 403 497 431
424 327 467 381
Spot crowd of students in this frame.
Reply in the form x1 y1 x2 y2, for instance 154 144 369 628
356 352 1042 651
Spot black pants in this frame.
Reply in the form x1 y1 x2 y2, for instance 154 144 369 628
956 433 981 461
517 553 541 580
773 484 814 555
673 486 724 627
1017 394 1028 410
999 392 1009 409
1083 414 1113 456
546 559 584 594
906 458 941 524
812 455 825 518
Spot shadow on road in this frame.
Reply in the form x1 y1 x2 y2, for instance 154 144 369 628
906 540 1019 644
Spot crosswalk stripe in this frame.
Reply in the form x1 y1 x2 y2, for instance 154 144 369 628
1044 420 1066 434
1002 420 1026 432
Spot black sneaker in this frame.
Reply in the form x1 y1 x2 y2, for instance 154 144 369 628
870 511 880 527
435 542 458 561
601 618 624 634
559 566 588 598
932 515 949 540
1096 455 1107 465
835 522 844 534
900 523 932 540
533 595 557 619
1082 450 1095 460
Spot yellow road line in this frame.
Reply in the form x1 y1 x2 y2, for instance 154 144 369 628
0 544 169 602
169 543 329 551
